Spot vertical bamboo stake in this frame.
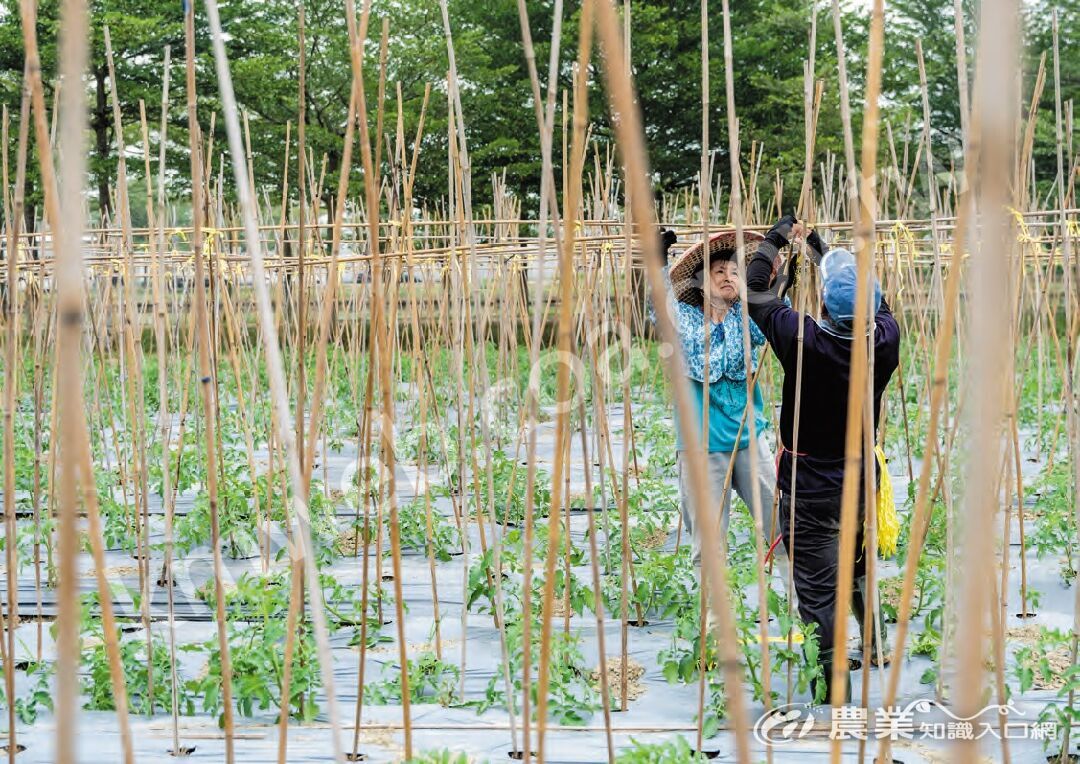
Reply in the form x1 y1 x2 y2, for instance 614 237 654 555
296 0 307 471
954 1 1018 762
534 8 591 755
719 0 773 727
953 0 971 155
591 3 753 763
1052 11 1080 758
830 0 859 215
202 2 346 761
22 0 133 760
183 5 236 761
349 0 412 755
1 101 18 764
513 1 565 753
828 0 883 744
150 45 187 757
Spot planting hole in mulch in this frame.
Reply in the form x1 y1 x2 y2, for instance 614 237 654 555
848 658 862 671
627 618 650 627
0 744 26 754
345 753 367 762
1015 611 1038 619
381 574 394 582
507 750 524 760
1045 756 1080 764
167 746 196 757
693 750 720 759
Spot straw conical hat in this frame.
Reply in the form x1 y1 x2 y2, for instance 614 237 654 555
668 229 765 306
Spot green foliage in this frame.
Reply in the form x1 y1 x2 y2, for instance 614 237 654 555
603 547 695 620
403 751 477 764
462 449 551 525
82 630 192 715
395 496 461 562
1029 459 1078 586
0 660 54 726
366 652 460 706
615 735 709 763
186 617 322 724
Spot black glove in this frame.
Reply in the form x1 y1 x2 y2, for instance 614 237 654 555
658 227 678 264
765 215 797 250
805 228 826 265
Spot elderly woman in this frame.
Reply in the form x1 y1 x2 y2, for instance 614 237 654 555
651 228 792 598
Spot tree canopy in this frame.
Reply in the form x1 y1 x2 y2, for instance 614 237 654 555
0 0 1074 226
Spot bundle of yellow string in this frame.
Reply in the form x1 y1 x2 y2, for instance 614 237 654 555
875 446 900 557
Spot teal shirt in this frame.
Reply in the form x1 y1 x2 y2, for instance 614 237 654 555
675 377 767 453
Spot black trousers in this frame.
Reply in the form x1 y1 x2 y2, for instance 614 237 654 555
778 491 868 659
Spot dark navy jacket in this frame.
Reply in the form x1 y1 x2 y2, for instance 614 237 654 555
745 235 901 498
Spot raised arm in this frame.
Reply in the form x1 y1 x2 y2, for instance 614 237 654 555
746 216 802 360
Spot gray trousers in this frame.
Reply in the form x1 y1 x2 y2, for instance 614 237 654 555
677 435 778 559
676 436 794 603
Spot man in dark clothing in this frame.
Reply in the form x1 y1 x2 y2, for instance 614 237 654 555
744 214 901 703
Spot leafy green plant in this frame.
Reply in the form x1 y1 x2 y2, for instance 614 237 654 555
186 617 322 724
366 652 460 706
403 750 476 764
466 611 600 725
615 735 709 762
464 449 551 525
176 444 258 558
83 630 192 715
0 659 54 726
603 548 694 620
396 496 461 561
1029 460 1078 586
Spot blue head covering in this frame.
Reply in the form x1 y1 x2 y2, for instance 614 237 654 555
820 248 881 331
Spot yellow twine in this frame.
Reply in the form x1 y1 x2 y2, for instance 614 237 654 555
875 446 900 558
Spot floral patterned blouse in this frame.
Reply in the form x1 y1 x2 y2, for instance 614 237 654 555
649 267 770 450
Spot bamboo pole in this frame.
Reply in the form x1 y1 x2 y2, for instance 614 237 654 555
719 0 773 729
828 0 883 748
591 3 753 764
534 6 591 756
202 1 347 761
22 0 132 760
953 1 1019 762
1 99 19 764
183 5 236 761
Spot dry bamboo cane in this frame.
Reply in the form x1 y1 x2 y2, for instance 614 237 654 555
785 12 822 703
591 3 753 763
281 14 364 761
514 0 567 750
719 0 773 726
533 5 592 755
954 0 1019 761
1052 11 1080 761
10 76 37 664
916 39 946 313
827 1 884 756
694 0 712 744
509 0 565 741
829 0 859 218
104 26 156 712
345 0 412 756
1 101 18 764
579 277 617 763
183 5 237 760
147 44 188 758
202 1 347 760
296 0 307 473
954 0 971 156
20 0 137 761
